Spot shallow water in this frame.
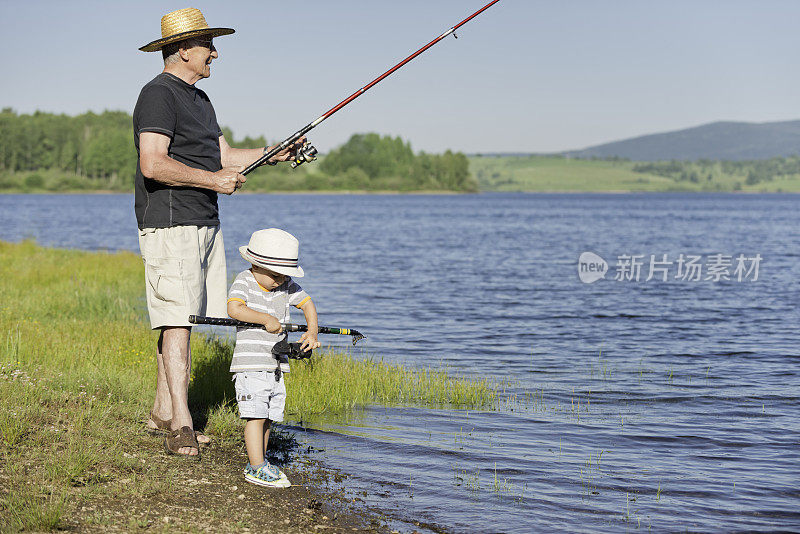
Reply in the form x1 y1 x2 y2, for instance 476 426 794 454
1 192 798 532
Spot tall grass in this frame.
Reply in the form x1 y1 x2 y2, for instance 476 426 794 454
0 240 493 413
0 240 495 530
189 334 496 426
289 349 495 417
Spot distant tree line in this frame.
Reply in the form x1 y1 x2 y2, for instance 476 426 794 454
0 108 137 191
320 133 473 191
632 157 800 186
0 109 476 192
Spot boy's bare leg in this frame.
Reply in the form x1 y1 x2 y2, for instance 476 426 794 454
161 326 197 456
245 419 266 466
263 419 272 459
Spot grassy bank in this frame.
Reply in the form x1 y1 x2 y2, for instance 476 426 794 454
0 240 494 531
470 155 800 192
0 169 471 195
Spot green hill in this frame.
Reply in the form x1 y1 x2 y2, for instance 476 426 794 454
564 120 800 161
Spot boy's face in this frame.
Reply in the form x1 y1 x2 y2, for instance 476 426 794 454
251 265 286 291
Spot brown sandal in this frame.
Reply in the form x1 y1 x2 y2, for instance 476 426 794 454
147 412 172 435
149 414 209 445
164 426 201 460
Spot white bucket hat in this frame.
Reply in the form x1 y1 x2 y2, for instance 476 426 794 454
239 229 304 278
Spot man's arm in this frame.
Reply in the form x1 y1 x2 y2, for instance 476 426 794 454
219 135 308 168
139 131 243 194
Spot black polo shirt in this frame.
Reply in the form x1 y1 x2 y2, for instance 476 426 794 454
133 72 223 229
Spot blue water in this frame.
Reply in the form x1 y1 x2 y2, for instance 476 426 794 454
1 193 799 533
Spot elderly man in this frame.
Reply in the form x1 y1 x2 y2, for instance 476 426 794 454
134 8 304 457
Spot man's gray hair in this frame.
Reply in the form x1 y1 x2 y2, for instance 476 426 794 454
162 37 205 65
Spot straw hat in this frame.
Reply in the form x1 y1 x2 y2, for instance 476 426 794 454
239 229 305 278
139 8 234 52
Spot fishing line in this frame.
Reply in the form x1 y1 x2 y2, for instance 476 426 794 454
242 0 501 175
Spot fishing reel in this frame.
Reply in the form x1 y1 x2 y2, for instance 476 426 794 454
271 338 313 361
271 338 313 379
290 143 318 169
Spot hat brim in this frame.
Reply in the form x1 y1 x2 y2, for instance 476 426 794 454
139 27 235 52
239 246 304 278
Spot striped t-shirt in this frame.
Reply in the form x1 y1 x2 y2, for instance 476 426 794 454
227 269 311 372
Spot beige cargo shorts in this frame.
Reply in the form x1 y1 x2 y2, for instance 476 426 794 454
138 225 227 329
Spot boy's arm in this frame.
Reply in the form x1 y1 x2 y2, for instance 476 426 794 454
227 300 283 334
296 299 321 351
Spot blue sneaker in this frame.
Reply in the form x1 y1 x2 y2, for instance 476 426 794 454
263 457 289 481
244 462 290 488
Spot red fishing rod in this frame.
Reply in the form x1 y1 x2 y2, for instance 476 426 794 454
242 0 500 176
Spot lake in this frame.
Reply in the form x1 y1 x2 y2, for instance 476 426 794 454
1 192 798 532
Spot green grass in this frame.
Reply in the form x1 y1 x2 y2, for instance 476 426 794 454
0 240 493 413
470 155 677 192
470 155 800 192
289 350 495 417
739 173 800 192
188 334 496 430
0 169 130 193
0 239 494 531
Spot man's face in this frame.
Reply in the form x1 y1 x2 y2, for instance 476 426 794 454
185 37 218 79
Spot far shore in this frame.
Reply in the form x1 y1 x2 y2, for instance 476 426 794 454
0 188 467 195
3 188 799 195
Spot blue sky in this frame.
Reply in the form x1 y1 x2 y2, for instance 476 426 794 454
2 0 799 153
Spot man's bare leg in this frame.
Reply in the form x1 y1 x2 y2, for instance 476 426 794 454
147 330 173 431
161 326 197 456
150 328 211 444
186 340 210 444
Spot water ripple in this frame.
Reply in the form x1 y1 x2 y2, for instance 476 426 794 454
1 193 799 533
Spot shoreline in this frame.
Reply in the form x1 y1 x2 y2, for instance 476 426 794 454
0 241 486 532
0 188 469 195
3 188 800 195
0 359 397 532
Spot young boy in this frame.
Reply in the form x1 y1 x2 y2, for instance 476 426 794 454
227 228 321 488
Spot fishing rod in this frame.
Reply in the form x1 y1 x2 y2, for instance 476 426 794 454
243 0 500 175
188 315 366 345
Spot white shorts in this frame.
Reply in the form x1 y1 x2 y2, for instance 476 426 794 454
138 225 227 329
233 371 287 421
